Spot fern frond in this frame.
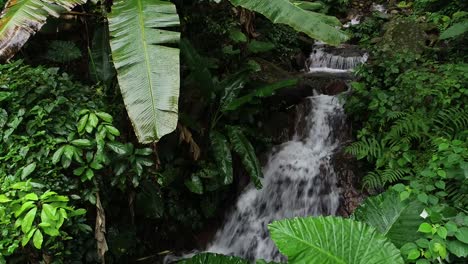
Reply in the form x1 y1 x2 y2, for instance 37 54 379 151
45 41 82 63
381 168 410 184
362 171 384 190
434 107 468 139
385 111 406 122
346 137 383 160
384 112 429 144
446 181 468 209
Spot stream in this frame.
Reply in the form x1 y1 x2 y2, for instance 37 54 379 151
169 46 367 263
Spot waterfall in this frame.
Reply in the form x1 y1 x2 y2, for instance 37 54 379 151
205 94 346 262
307 45 368 73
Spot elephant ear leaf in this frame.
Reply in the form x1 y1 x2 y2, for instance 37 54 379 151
353 190 425 247
178 252 248 264
0 0 86 61
227 126 262 188
269 216 404 264
108 0 181 143
227 0 348 45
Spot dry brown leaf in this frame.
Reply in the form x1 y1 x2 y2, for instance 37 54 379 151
239 8 259 38
177 123 201 160
0 0 86 61
95 192 108 263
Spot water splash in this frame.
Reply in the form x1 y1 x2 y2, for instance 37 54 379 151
343 16 361 28
205 95 345 262
371 3 387 13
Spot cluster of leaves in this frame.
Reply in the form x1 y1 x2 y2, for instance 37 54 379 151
0 61 157 262
180 188 463 264
344 12 468 262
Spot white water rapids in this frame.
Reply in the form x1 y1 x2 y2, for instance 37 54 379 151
308 45 368 73
204 94 346 262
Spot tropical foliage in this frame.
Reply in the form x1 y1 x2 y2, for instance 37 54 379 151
0 0 467 263
0 0 347 144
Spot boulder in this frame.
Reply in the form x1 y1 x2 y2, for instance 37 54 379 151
379 18 428 54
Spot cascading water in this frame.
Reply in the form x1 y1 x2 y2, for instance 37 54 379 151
205 94 346 262
307 44 368 73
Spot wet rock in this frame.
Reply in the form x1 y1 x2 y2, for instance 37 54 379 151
333 149 366 217
323 80 349 95
379 18 428 54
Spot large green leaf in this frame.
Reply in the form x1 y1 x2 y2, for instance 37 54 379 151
227 126 262 188
218 70 250 112
269 216 404 264
227 0 348 45
178 253 248 264
108 0 180 143
0 0 86 61
439 22 468 40
223 78 298 112
210 131 233 185
89 24 115 84
353 190 425 247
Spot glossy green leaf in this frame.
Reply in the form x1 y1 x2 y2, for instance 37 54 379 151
447 240 468 257
0 194 11 203
269 216 404 264
178 253 248 263
21 163 36 179
105 125 120 136
107 142 129 155
418 223 432 233
219 71 250 112
210 131 233 185
88 113 99 128
227 126 262 188
42 203 58 221
224 78 298 111
51 145 65 164
77 114 89 133
353 190 425 247
71 139 93 148
21 227 37 246
32 229 43 249
185 175 203 194
95 112 113 123
227 0 348 45
15 201 35 217
439 22 468 40
455 227 468 244
24 193 38 201
109 0 181 143
0 0 86 61
21 207 37 233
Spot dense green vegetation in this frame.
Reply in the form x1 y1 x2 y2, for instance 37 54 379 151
0 0 467 263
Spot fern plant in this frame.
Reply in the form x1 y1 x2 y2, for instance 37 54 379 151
45 40 82 63
434 107 468 139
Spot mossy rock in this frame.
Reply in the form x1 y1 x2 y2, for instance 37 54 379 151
379 18 427 54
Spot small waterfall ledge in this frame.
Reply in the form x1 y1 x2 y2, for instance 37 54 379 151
307 43 368 73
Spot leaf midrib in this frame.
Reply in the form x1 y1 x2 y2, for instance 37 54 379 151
136 0 157 137
382 200 407 236
275 225 346 264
